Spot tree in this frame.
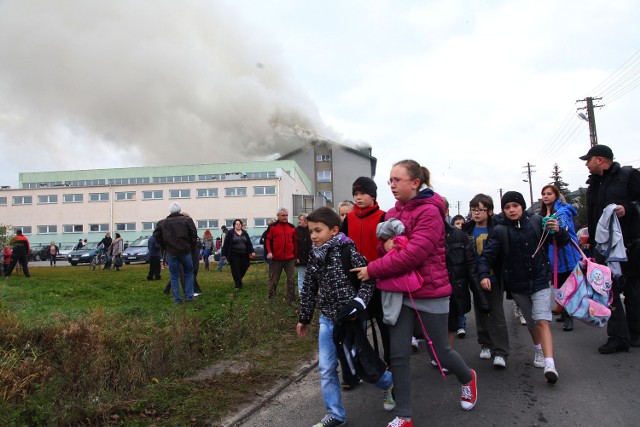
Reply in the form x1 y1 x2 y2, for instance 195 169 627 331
549 163 575 203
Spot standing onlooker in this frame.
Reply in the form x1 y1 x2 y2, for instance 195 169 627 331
75 238 84 250
266 208 298 305
2 245 11 276
222 219 255 290
48 241 59 266
352 160 478 426
337 200 355 224
540 184 582 332
216 225 229 271
147 234 162 280
462 194 510 367
201 229 214 271
580 145 640 353
451 215 466 229
478 191 569 384
295 213 312 296
109 233 124 271
5 229 31 278
98 232 113 269
154 202 198 304
260 219 276 271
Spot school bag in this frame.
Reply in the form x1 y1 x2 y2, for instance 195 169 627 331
554 240 613 327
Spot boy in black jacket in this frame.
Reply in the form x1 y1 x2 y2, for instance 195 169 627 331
478 192 569 384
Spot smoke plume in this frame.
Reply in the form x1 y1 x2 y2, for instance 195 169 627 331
0 0 340 175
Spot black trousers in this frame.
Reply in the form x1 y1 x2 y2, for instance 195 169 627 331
230 253 250 289
6 256 30 277
147 256 161 279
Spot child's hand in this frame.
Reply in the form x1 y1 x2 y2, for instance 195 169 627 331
545 218 559 232
350 266 370 281
296 323 307 337
383 239 396 252
480 278 491 291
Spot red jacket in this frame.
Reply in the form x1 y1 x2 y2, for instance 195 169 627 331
342 203 385 262
367 189 452 299
266 221 297 261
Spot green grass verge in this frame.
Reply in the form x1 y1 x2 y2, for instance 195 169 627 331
0 263 317 426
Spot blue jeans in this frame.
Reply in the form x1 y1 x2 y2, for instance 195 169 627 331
297 265 307 296
318 315 392 422
217 256 226 271
168 254 194 303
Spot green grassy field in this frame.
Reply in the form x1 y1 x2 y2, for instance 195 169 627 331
0 262 317 426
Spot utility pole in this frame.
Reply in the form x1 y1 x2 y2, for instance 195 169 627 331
522 163 535 206
498 188 503 200
456 200 461 215
576 96 603 147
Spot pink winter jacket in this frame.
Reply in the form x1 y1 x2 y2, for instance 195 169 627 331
367 189 452 300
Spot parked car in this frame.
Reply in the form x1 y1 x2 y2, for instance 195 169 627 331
67 242 100 266
57 243 76 260
122 236 151 264
30 244 50 261
250 235 265 260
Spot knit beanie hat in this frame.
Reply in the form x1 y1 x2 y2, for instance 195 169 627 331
501 191 526 211
352 176 377 199
169 202 182 214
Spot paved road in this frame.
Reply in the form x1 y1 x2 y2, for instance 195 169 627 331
237 300 640 427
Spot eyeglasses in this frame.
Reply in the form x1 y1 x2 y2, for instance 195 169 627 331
470 208 488 213
387 177 415 186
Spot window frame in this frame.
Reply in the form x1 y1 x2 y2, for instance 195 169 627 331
63 224 84 233
224 187 247 197
63 194 84 203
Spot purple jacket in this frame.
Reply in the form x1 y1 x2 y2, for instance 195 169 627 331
367 188 452 300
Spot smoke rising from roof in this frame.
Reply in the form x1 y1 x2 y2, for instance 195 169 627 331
0 0 342 175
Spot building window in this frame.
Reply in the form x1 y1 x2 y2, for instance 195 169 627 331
115 191 136 201
316 154 331 162
317 171 332 183
15 226 32 234
225 187 247 197
38 225 57 234
254 186 276 196
153 175 195 183
13 196 32 205
115 223 136 231
197 188 219 198
142 222 157 231
38 195 58 204
0 197 7 206
254 218 272 227
89 224 110 232
63 194 84 203
108 177 150 185
63 224 84 233
142 190 163 200
318 191 333 202
246 171 276 179
169 189 190 199
225 219 247 228
198 174 224 181
197 219 219 229
89 192 109 202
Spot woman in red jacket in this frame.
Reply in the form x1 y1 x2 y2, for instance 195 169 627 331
352 160 477 427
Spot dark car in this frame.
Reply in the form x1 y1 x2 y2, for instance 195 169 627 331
122 236 151 264
67 242 101 266
250 235 265 260
30 244 50 261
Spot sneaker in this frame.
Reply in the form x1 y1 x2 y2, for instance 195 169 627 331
519 315 527 326
514 305 522 318
312 414 346 427
461 369 477 410
388 417 414 427
493 355 506 368
456 328 466 338
411 336 419 352
429 358 449 373
544 362 558 384
193 293 202 297
533 348 544 368
383 385 396 411
479 348 492 360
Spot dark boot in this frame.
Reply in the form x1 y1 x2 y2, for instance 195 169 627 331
598 337 630 354
562 316 573 331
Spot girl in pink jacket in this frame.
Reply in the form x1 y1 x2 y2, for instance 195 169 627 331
352 159 477 427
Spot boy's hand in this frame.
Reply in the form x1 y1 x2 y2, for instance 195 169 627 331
383 239 396 252
296 323 307 337
480 278 491 291
350 266 370 281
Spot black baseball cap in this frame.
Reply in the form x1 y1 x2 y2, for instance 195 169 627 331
579 145 614 160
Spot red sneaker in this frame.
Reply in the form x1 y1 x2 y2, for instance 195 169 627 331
461 369 477 410
387 417 413 427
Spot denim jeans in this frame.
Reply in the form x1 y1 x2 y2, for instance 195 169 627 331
297 265 307 296
168 253 194 303
217 256 226 271
318 315 392 422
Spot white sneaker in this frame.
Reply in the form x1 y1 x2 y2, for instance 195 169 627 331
519 315 527 325
493 355 506 368
514 305 522 318
533 348 544 368
383 385 396 411
456 328 466 338
544 361 558 384
479 348 492 359
411 336 419 352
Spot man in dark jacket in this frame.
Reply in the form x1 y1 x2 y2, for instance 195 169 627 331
147 235 162 280
153 202 197 304
5 229 31 278
296 213 312 297
581 145 640 353
266 207 297 305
